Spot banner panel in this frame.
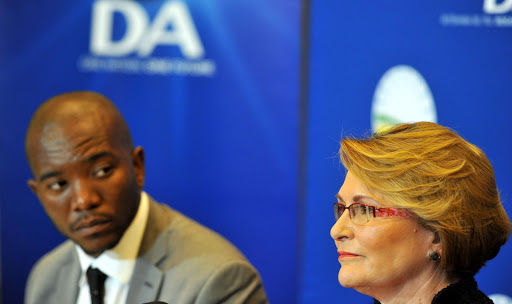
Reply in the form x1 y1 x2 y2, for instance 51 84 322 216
0 1 300 303
302 1 512 303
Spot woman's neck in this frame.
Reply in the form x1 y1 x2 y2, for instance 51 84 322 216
370 268 454 304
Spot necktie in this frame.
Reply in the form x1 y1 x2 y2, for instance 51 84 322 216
86 267 107 304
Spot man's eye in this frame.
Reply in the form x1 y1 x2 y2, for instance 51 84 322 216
94 166 113 178
48 181 67 191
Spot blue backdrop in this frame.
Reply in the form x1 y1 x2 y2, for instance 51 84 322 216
1 1 512 303
300 1 512 303
0 1 299 303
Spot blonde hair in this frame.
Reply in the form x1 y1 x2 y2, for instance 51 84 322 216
340 122 510 280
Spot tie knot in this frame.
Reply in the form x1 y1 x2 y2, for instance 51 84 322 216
86 267 107 304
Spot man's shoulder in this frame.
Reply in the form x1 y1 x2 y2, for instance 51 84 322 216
151 200 245 254
30 240 77 275
143 200 268 303
25 240 78 304
146 199 251 269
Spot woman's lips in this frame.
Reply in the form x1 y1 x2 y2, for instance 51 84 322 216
338 251 360 260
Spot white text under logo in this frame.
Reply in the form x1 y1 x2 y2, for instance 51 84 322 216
439 0 512 27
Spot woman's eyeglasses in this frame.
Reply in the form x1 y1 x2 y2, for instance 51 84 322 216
333 202 411 225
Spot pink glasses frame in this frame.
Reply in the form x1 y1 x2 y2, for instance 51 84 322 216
334 202 412 223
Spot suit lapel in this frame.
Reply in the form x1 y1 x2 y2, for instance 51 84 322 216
126 258 164 304
55 249 81 303
126 196 173 303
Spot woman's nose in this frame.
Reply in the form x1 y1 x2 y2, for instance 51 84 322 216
330 208 353 241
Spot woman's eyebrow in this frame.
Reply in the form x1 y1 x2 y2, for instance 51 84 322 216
353 195 381 205
337 193 380 206
353 195 365 202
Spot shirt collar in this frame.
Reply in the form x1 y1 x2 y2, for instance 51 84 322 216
76 191 150 285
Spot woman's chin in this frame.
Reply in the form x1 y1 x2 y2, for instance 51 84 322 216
338 266 372 291
338 279 357 288
338 269 358 288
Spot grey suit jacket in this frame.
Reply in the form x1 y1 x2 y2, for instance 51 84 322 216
25 196 269 304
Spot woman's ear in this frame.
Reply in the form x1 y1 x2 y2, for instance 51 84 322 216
432 230 441 244
429 231 443 259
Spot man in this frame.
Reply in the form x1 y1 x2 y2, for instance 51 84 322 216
24 91 268 304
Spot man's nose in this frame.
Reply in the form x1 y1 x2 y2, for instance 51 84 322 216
71 178 101 211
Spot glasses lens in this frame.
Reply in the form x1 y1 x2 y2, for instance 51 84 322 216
334 203 348 221
350 204 370 225
334 203 341 220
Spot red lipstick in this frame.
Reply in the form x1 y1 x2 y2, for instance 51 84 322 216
338 251 360 260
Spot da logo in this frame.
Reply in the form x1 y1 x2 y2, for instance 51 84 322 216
484 0 512 14
90 0 204 58
371 65 437 133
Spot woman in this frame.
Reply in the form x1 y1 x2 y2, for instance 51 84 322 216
330 122 510 304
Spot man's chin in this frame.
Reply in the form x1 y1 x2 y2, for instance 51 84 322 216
76 235 121 257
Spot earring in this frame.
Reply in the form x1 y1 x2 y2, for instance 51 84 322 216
428 251 440 261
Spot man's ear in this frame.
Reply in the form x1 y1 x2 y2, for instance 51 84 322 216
28 179 38 195
132 146 145 188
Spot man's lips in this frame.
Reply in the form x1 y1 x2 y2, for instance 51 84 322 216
72 215 112 237
338 251 361 260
